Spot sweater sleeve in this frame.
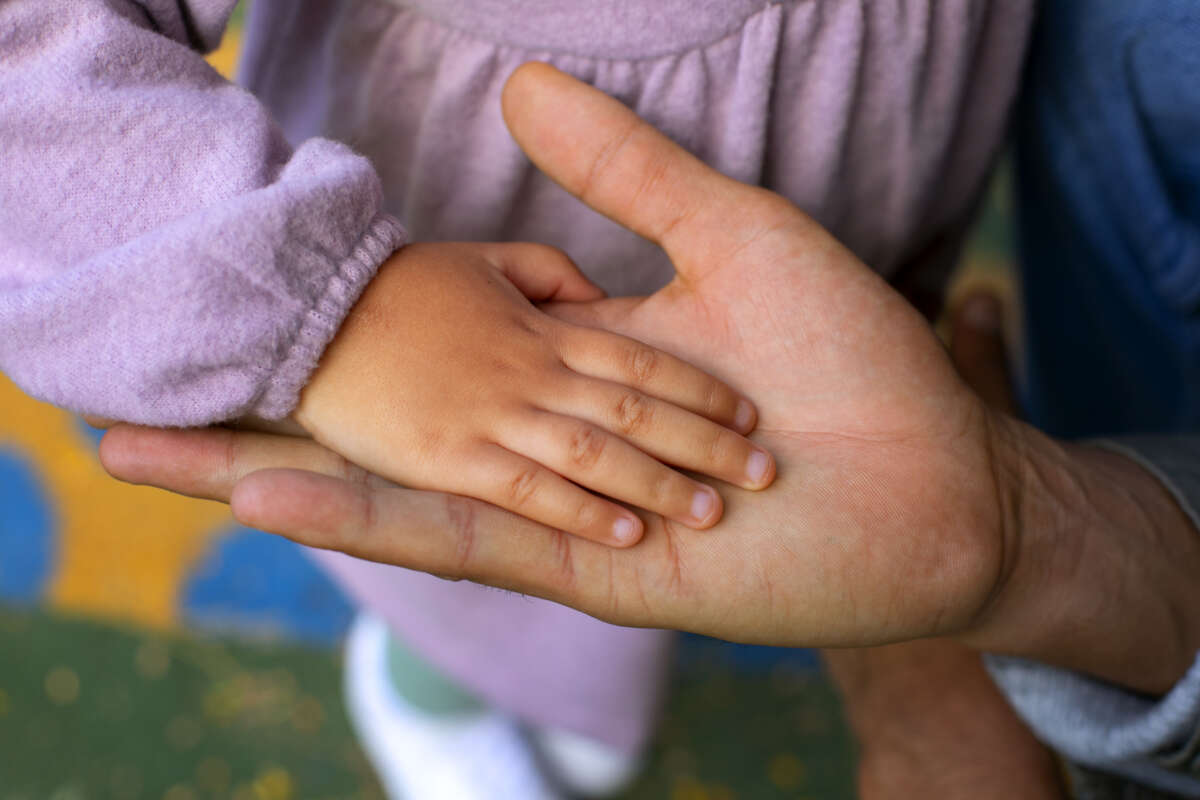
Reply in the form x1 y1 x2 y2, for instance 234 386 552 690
986 436 1200 797
0 0 407 426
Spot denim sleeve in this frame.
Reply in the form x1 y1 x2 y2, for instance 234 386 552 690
987 437 1200 798
0 0 406 426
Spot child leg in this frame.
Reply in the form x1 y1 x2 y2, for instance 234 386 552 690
313 549 673 795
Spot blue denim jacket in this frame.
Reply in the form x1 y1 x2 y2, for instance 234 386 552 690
988 1 1200 796
1016 0 1200 438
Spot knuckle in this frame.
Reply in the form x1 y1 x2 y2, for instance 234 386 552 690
547 529 577 592
505 467 542 509
646 468 677 505
531 242 570 263
614 392 652 435
701 379 725 418
633 157 677 227
510 311 547 340
337 452 371 487
568 425 607 470
626 344 659 385
220 428 237 480
748 187 797 225
706 428 735 466
444 495 479 574
577 118 638 204
327 483 374 553
570 496 601 532
513 309 554 340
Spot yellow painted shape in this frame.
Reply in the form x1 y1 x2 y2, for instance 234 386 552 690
206 20 243 80
0 374 229 629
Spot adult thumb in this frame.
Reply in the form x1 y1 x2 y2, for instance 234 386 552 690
501 62 789 285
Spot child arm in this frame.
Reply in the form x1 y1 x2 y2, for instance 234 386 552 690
0 3 774 542
0 0 404 425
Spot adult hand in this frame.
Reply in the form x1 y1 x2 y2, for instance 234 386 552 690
825 291 1064 800
101 66 1200 690
509 62 1015 647
102 63 1010 650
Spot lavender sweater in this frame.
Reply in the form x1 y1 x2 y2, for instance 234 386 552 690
2 1 1197 792
1 0 1032 426
0 0 405 425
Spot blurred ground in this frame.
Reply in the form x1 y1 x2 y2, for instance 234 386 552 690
0 5 1012 798
0 370 856 799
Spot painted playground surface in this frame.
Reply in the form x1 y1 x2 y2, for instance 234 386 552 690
0 8 1018 797
0 368 853 800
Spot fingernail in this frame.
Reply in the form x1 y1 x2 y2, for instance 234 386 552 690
746 449 772 487
735 399 755 432
690 487 718 523
612 515 640 544
963 295 1001 334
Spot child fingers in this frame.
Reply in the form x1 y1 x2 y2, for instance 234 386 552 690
484 242 607 303
558 328 756 433
466 445 644 547
549 379 775 490
498 411 724 529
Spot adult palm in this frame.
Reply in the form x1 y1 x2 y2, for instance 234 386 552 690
101 64 1013 650
510 63 1011 646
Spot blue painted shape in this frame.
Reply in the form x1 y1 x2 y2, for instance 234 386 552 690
679 633 821 672
182 524 354 646
0 447 56 603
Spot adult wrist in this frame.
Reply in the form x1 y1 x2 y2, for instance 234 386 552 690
825 642 1066 800
959 417 1200 694
825 641 986 735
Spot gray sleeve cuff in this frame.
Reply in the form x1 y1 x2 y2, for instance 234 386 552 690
986 653 1200 796
985 435 1200 797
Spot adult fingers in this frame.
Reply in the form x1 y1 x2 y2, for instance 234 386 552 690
501 63 803 283
98 424 377 503
230 468 608 607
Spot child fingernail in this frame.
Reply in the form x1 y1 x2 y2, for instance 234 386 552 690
735 399 755 431
746 449 772 487
690 487 718 523
612 515 640 544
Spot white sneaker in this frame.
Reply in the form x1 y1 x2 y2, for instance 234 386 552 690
531 726 643 798
343 614 563 800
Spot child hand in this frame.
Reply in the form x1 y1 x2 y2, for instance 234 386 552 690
292 242 775 546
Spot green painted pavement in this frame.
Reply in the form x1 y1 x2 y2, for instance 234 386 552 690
0 608 855 799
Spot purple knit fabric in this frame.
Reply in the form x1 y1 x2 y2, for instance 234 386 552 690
0 0 406 425
0 0 1033 750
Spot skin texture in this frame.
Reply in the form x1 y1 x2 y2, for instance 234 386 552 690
101 65 1200 688
292 239 775 547
829 637 1065 800
824 293 1065 800
104 64 1012 648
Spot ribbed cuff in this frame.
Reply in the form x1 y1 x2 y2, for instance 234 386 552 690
250 212 407 419
987 652 1200 795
